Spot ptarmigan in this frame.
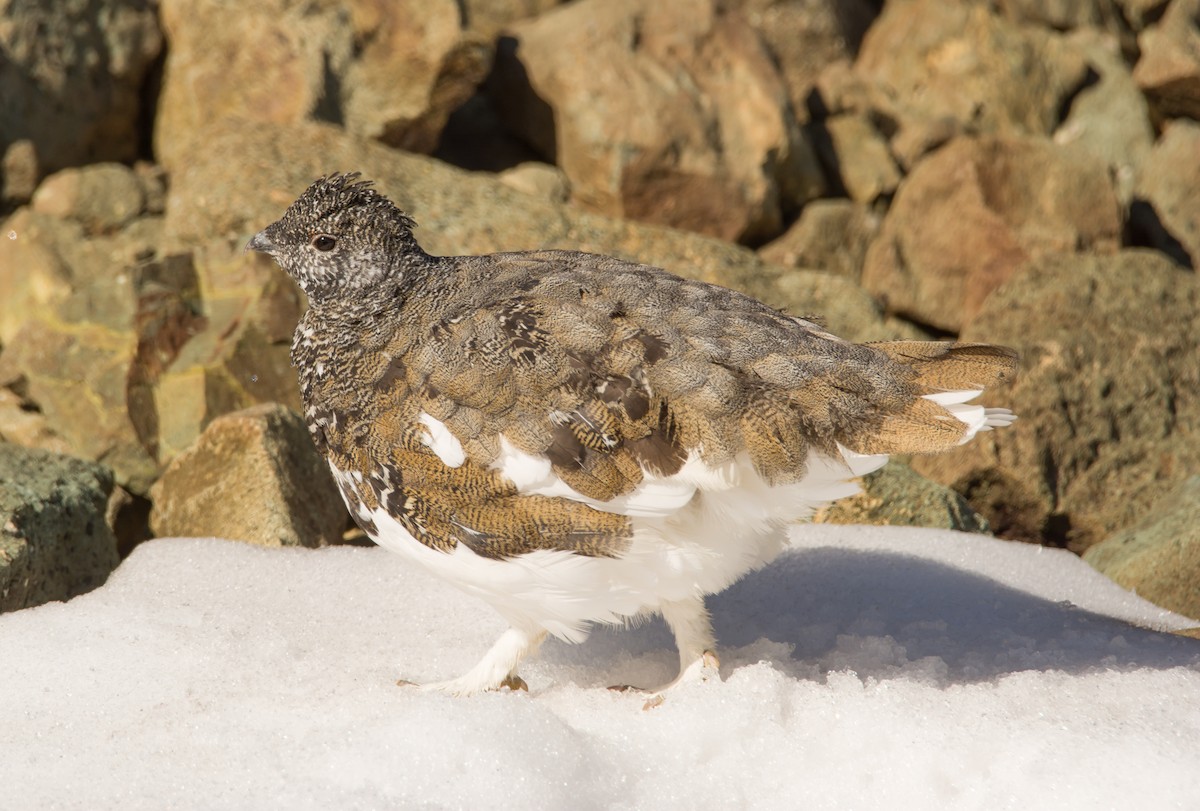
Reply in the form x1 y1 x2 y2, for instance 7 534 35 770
247 173 1017 697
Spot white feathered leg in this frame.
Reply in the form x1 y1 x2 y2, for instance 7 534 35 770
657 596 720 691
411 625 548 696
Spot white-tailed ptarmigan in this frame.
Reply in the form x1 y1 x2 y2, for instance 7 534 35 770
247 173 1018 697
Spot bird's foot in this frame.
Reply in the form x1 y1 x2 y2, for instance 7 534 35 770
609 650 721 711
396 672 529 696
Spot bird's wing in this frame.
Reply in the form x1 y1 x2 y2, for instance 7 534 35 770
345 250 1016 559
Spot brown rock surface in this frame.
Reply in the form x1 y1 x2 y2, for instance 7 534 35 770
1054 29 1155 206
912 251 1200 553
1133 0 1200 122
1133 120 1200 268
154 0 489 170
758 199 880 282
861 135 1122 333
492 0 825 243
856 0 1090 147
1084 476 1200 621
149 404 348 547
0 0 162 178
32 163 146 235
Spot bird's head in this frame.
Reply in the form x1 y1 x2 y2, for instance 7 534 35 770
246 173 423 303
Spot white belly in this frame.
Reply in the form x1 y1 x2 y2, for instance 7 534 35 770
330 446 885 643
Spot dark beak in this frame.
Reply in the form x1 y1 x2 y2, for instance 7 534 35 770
245 230 276 254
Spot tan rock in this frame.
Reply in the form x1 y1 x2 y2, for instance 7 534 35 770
459 0 561 39
155 0 489 171
861 135 1122 333
912 251 1200 552
1084 476 1200 621
816 113 901 203
728 0 878 122
1054 29 1155 206
1133 0 1200 122
492 0 825 243
856 0 1090 143
0 0 162 177
2 140 38 208
32 163 146 235
1134 120 1200 268
758 199 880 282
149 404 348 548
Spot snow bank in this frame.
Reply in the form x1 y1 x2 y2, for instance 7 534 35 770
2 525 1198 810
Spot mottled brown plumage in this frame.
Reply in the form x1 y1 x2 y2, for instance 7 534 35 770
248 173 1018 695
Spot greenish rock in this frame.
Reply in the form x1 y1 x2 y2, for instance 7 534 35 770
816 462 991 534
1084 476 1200 622
913 250 1200 552
0 444 120 613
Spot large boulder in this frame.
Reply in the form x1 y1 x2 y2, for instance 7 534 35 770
1084 476 1200 621
490 0 825 243
1133 120 1200 268
149 404 348 548
0 444 120 612
0 0 162 186
861 135 1122 333
1053 29 1155 206
912 251 1200 553
1132 0 1200 123
154 0 490 171
854 0 1090 163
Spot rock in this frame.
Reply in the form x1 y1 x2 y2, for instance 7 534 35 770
155 0 489 171
149 404 348 548
491 0 825 243
0 211 302 493
1054 29 1155 206
163 119 908 343
1133 120 1200 268
0 208 74 345
855 0 1091 144
993 0 1130 32
32 163 146 235
728 0 878 121
2 140 38 209
0 0 162 178
459 0 562 39
911 251 1200 553
498 162 570 202
757 199 880 282
1084 476 1200 621
861 135 1122 333
0 444 120 613
815 462 992 534
812 113 901 203
0 386 73 457
1133 0 1200 123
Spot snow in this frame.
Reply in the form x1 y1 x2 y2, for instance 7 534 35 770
2 524 1198 810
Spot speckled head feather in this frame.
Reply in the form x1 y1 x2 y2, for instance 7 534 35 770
247 172 424 302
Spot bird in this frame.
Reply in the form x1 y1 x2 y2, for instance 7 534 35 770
247 172 1018 697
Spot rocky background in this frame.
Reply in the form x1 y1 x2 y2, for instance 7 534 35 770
1 0 1197 621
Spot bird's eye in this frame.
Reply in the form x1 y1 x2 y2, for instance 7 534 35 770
311 234 337 252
